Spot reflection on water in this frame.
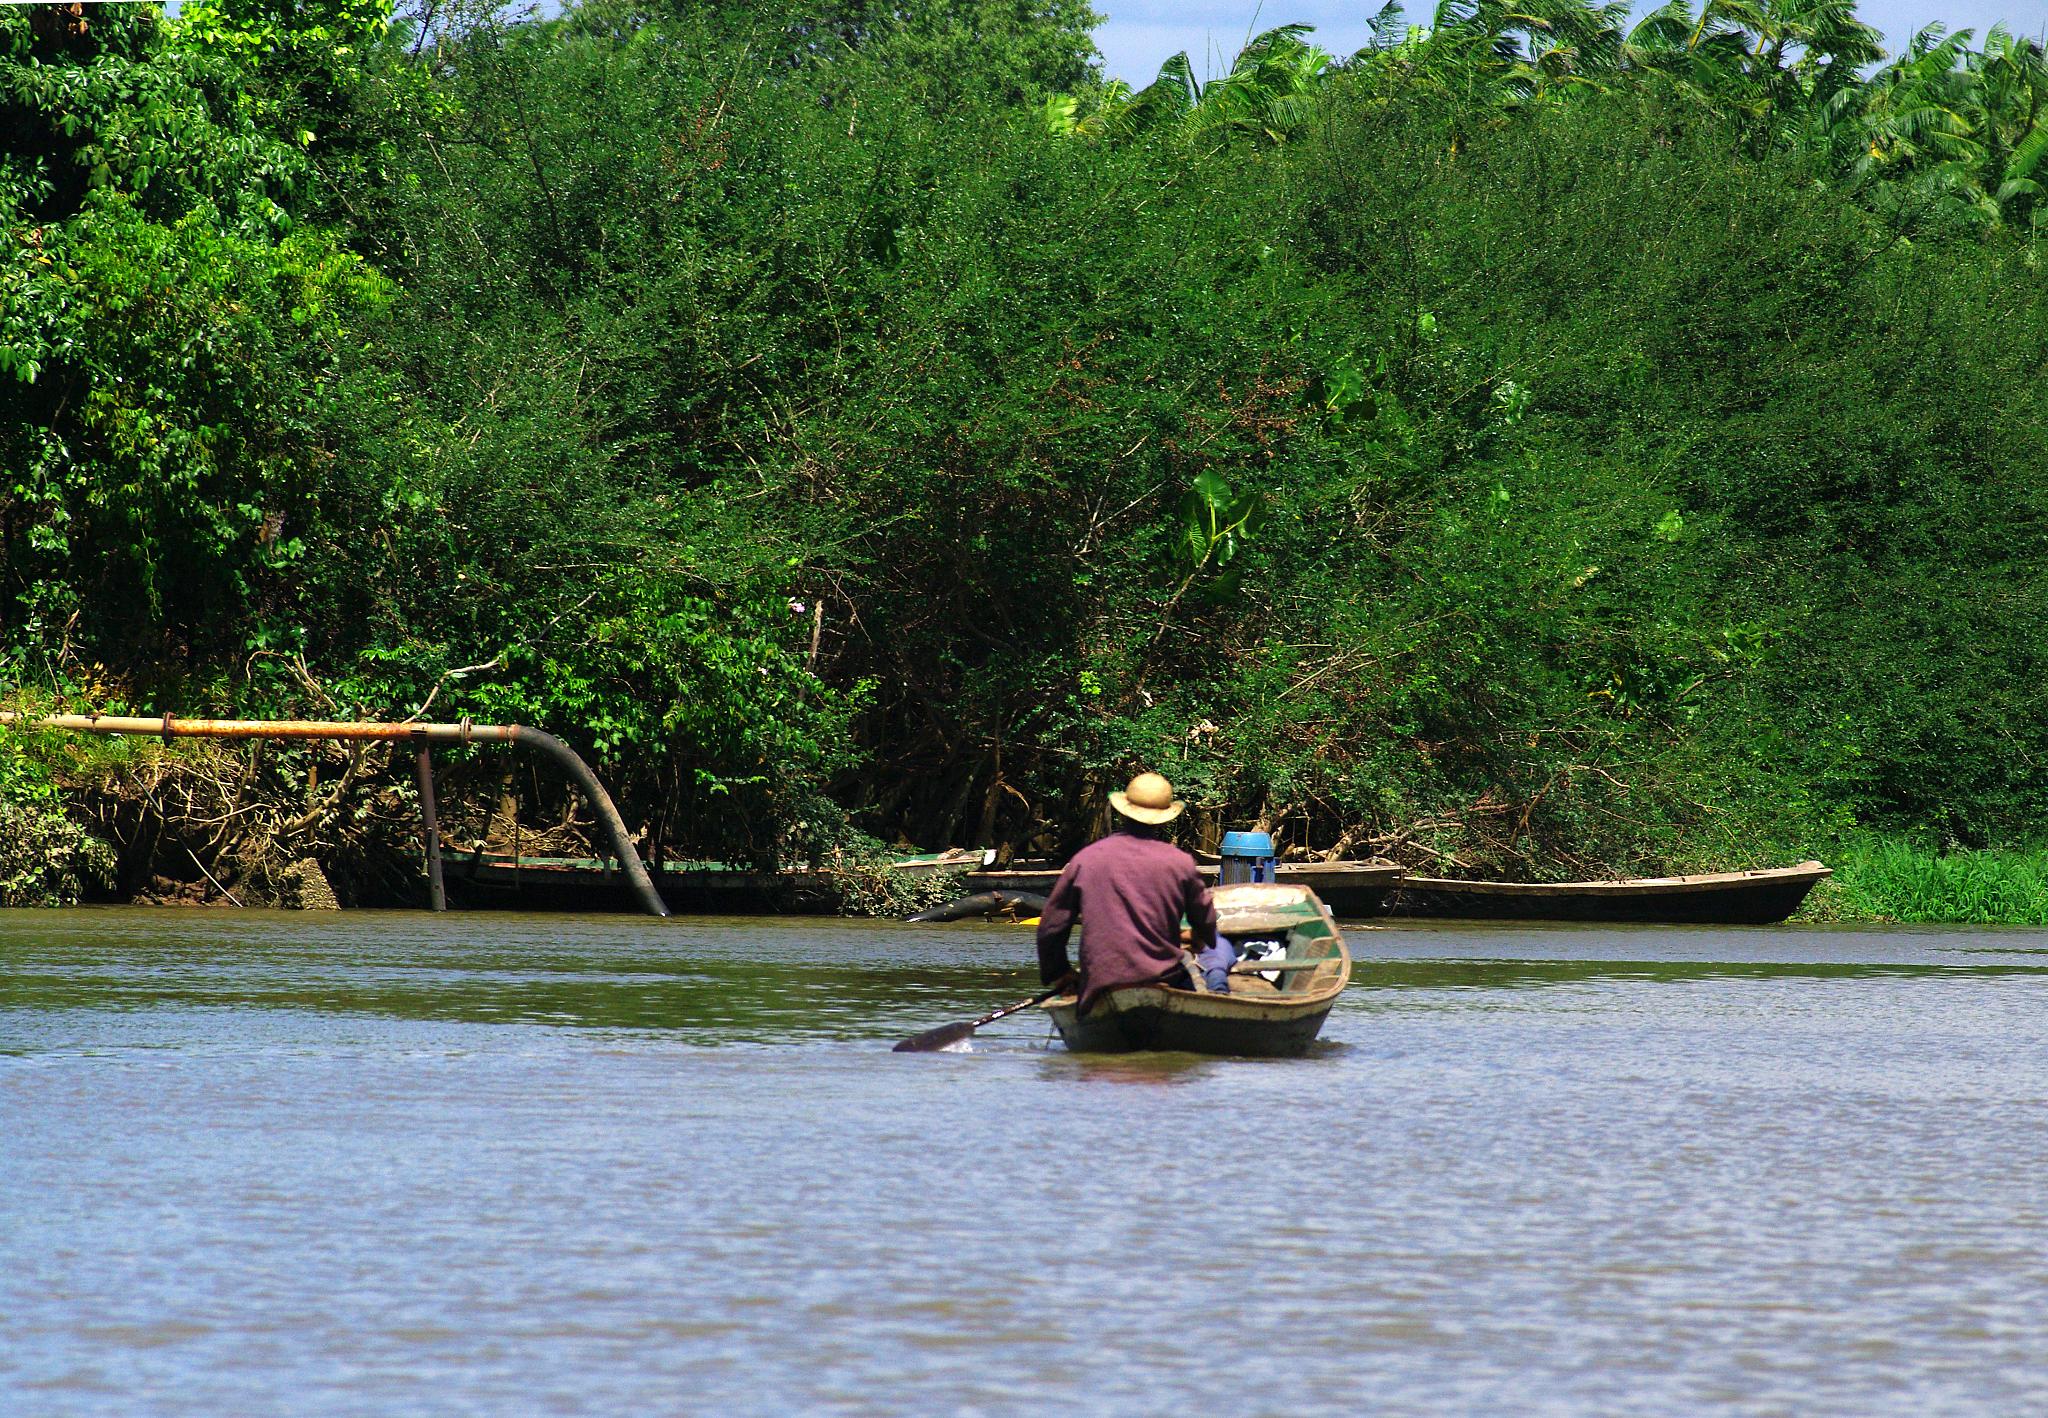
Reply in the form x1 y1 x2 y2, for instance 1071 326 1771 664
7 908 2048 1414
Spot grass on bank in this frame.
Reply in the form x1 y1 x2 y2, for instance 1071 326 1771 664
1803 839 2048 926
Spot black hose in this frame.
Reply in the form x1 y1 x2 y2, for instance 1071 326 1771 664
905 890 1049 924
509 725 669 919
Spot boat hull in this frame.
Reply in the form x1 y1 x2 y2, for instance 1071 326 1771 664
1383 862 1831 926
1043 994 1337 1057
1262 863 1403 918
441 850 973 915
441 855 841 914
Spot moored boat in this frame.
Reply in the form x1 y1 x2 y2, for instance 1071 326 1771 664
439 847 987 914
1261 860 1404 917
440 851 842 913
966 860 1402 918
1383 860 1832 925
1039 882 1351 1056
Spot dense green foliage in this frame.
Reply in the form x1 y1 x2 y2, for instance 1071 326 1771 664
3 0 2046 898
0 721 113 905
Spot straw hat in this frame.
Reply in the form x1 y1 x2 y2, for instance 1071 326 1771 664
1109 771 1185 825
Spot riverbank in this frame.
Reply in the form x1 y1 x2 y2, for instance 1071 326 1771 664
6 720 2041 924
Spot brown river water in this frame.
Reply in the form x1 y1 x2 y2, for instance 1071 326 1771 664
5 908 2048 1414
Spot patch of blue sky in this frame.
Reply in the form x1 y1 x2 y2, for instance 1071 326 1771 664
1089 1 2048 85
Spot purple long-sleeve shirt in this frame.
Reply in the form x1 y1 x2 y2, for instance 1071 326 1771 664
1035 827 1219 1013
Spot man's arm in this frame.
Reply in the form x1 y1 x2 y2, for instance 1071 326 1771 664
1035 863 1082 985
1184 865 1219 955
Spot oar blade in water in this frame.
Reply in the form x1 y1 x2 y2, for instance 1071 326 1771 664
892 1020 978 1053
893 978 1071 1053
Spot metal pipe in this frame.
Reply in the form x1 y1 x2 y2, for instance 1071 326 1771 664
0 711 670 918
415 742 447 913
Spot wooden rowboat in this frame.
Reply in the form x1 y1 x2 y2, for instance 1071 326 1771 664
1383 860 1832 925
1039 883 1351 1057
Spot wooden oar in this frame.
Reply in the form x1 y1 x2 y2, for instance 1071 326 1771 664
893 975 1075 1053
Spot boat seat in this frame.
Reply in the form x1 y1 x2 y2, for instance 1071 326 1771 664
1226 956 1328 973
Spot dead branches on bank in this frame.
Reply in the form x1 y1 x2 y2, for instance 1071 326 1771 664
70 733 422 907
1264 757 1642 880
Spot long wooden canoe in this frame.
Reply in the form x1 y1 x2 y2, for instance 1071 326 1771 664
1262 861 1404 917
1039 883 1351 1057
440 849 979 914
441 852 843 913
1383 860 1832 925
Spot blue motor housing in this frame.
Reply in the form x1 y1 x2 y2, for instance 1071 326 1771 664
1219 830 1277 885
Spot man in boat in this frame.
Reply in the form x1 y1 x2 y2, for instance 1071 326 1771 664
1036 771 1224 1012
